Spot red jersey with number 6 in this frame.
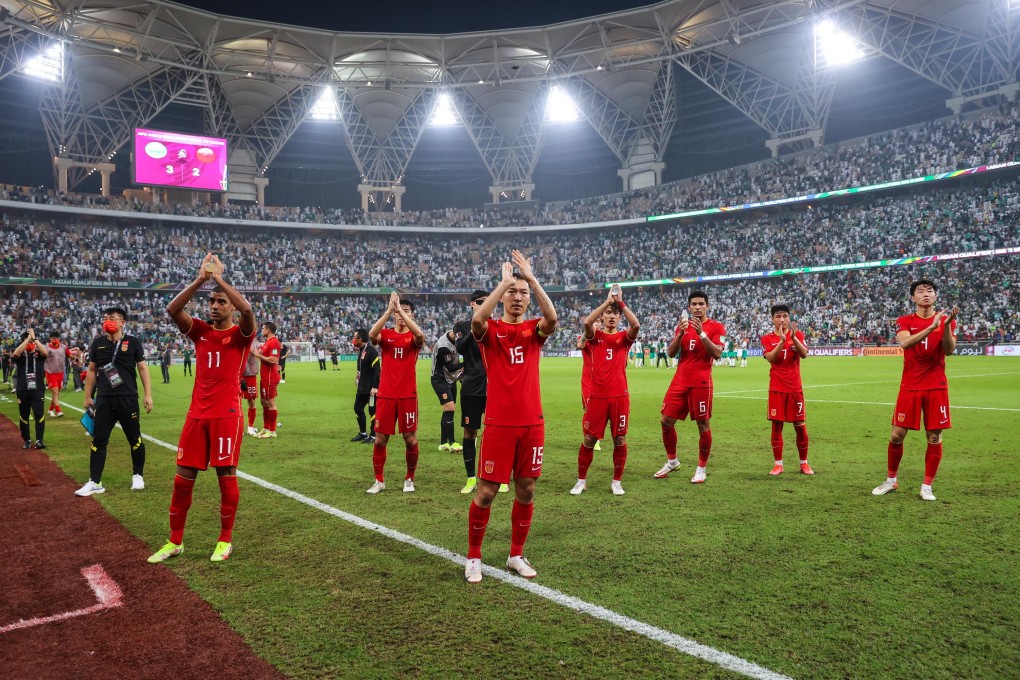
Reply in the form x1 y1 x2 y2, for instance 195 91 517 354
669 318 726 389
377 328 421 398
186 319 252 418
898 314 956 390
477 318 548 426
582 329 634 398
761 331 806 392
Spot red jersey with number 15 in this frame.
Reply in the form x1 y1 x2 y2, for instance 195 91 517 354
669 318 726 389
477 318 549 426
898 313 956 391
583 329 634 398
186 319 252 418
761 330 806 392
377 328 421 398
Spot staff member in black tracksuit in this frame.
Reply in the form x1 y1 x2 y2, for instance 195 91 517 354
74 306 154 497
12 329 48 449
432 329 464 453
351 328 380 444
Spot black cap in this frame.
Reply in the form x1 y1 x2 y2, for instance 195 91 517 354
470 289 488 303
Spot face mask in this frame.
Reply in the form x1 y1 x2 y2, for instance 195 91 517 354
26 342 36 352
49 339 60 348
102 320 120 334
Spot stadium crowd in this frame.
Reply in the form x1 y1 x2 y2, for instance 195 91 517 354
1 103 1016 229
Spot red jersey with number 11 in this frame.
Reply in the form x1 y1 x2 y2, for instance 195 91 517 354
186 319 252 418
477 318 548 426
583 329 634 398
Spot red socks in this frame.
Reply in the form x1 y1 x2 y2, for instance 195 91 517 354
218 474 239 543
372 444 386 482
924 442 943 484
577 444 594 479
467 501 491 559
169 474 195 545
612 444 627 481
264 409 278 432
771 422 784 461
510 500 534 558
887 441 904 478
794 424 809 463
247 407 256 427
405 442 419 481
662 425 677 460
698 429 712 467
50 400 61 414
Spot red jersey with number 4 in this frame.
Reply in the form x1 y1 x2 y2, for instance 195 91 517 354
259 336 281 384
477 317 549 426
898 314 956 390
669 318 726 389
761 331 806 392
186 319 252 418
583 329 634 398
377 328 421 398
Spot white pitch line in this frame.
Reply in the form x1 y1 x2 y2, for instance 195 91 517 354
0 564 123 634
714 371 1020 396
56 400 789 680
715 395 1020 412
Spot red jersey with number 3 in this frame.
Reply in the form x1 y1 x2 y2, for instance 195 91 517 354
259 336 281 384
377 328 421 398
761 331 806 392
583 329 634 398
670 318 726 389
477 318 548 426
898 314 956 390
186 319 252 418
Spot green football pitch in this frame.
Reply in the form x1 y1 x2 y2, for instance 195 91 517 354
6 356 1018 679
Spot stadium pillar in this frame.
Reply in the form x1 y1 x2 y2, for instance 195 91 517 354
488 183 535 204
765 129 824 157
946 83 1019 115
53 157 73 194
391 185 405 212
253 176 269 205
617 163 664 192
357 184 373 212
96 163 115 198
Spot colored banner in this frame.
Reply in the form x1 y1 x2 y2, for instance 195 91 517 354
984 344 1020 356
863 347 904 357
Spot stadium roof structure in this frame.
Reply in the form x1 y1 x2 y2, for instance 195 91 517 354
0 0 1016 202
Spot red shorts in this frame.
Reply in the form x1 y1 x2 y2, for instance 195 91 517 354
581 382 592 410
583 395 630 438
242 375 257 399
260 379 279 400
767 391 806 422
893 389 951 431
478 424 544 484
176 416 245 470
46 372 64 389
662 385 712 421
374 396 418 435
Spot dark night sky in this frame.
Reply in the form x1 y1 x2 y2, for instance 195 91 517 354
176 0 655 34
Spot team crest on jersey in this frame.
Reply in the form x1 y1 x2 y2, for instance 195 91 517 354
176 447 184 460
897 413 905 422
522 329 532 338
770 409 777 417
484 461 494 474
222 337 230 344
583 419 590 430
121 341 129 351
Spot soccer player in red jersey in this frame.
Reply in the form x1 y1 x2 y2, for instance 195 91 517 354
367 292 426 494
241 336 261 436
570 285 640 496
761 304 814 476
465 250 556 583
654 290 725 484
253 322 281 438
576 319 602 453
148 253 256 563
873 279 958 501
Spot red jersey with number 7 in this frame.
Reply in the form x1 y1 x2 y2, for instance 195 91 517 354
898 314 956 390
761 330 806 392
186 319 252 418
583 329 634 398
377 328 421 398
476 317 548 426
669 318 726 389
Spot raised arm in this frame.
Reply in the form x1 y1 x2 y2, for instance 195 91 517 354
167 253 215 334
393 300 426 346
512 249 556 336
941 307 959 355
472 262 515 338
369 292 397 344
209 255 256 336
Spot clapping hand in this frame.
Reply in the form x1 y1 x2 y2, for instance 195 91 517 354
511 250 534 280
500 261 515 286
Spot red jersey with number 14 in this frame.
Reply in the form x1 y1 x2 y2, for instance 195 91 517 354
477 317 549 426
761 330 806 392
669 318 726 389
583 329 634 398
377 328 421 398
186 319 252 418
898 314 956 390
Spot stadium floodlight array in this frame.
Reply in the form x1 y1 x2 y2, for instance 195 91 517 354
613 246 1020 289
646 161 1020 224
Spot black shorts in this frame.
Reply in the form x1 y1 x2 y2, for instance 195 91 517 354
431 377 457 405
461 394 486 429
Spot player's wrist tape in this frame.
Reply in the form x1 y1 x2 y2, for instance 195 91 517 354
617 300 626 309
699 332 708 339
